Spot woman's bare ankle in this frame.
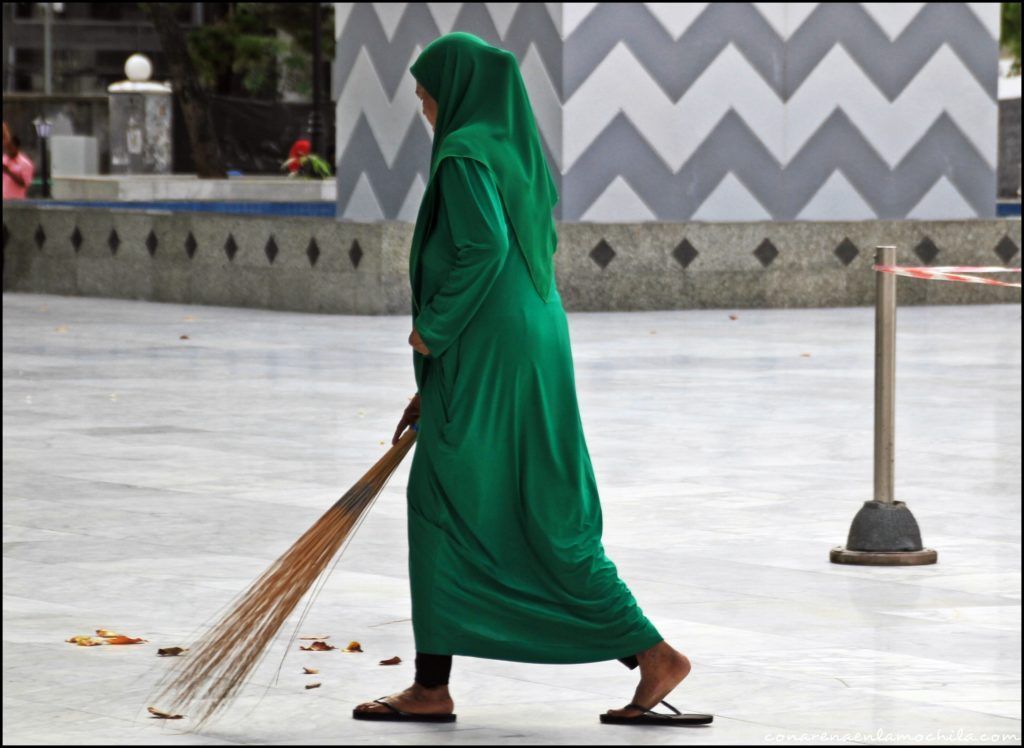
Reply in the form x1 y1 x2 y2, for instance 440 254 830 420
412 682 451 700
636 639 668 661
636 641 689 675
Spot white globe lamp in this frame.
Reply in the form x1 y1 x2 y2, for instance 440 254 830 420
125 54 153 83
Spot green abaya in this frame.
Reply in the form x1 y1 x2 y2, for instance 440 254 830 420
404 32 661 664
406 154 662 663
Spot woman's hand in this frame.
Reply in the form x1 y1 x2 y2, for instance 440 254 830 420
409 327 431 356
393 393 421 445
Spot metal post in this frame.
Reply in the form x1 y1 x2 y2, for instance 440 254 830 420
830 244 936 565
309 2 324 158
43 2 53 96
874 245 896 504
40 133 50 198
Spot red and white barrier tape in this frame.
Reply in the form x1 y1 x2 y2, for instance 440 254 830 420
873 264 1021 288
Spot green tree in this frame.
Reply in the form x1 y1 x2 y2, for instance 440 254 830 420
187 3 334 100
1002 2 1021 75
139 2 227 178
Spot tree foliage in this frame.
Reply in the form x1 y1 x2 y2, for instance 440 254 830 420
139 2 227 177
1003 2 1021 75
187 3 334 99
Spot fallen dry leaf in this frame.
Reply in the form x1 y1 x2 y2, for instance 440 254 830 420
344 641 363 653
179 335 189 340
302 667 319 675
379 656 401 666
300 641 336 652
728 314 738 320
148 706 184 720
305 682 321 690
298 635 330 640
55 325 69 333
801 353 811 357
105 635 147 645
96 629 120 638
158 647 187 657
66 635 104 647
183 315 197 321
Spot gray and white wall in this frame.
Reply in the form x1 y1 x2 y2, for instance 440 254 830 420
333 2 1000 223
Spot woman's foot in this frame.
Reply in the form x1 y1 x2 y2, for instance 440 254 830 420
353 682 454 716
605 641 691 719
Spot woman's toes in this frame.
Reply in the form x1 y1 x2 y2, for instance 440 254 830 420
606 705 642 718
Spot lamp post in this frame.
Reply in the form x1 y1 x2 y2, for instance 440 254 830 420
33 116 53 198
43 2 53 96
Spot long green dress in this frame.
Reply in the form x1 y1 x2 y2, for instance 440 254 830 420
406 154 663 664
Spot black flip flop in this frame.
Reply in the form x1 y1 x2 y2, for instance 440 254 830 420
352 697 457 723
600 699 713 726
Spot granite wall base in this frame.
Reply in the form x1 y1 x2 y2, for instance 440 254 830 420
3 204 1020 314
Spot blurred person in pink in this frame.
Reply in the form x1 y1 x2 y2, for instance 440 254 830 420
3 122 35 200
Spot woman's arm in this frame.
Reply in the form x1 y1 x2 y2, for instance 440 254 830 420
413 157 511 359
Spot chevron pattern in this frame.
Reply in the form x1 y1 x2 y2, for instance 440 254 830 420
333 3 999 222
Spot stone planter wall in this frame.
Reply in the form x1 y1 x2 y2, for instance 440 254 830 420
3 203 1020 313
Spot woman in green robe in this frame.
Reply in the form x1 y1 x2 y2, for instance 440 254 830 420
353 32 702 727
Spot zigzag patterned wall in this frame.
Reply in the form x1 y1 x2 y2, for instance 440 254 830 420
333 3 999 222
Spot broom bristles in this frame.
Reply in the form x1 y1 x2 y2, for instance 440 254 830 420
152 427 418 727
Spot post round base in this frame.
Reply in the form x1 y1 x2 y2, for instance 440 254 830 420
830 547 938 566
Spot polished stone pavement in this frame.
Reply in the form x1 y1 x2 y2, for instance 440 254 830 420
2 292 1020 745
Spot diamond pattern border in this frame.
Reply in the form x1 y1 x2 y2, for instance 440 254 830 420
753 238 779 268
913 238 939 264
590 239 615 269
672 238 698 268
833 238 859 266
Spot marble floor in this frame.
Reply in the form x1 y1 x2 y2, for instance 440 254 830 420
2 292 1020 745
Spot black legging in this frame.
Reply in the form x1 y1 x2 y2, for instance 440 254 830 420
414 652 640 688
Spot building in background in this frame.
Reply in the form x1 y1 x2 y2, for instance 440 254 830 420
1 2 198 95
1 3 332 176
998 58 1021 201
2 3 201 180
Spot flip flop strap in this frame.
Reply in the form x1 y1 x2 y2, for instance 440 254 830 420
659 699 682 716
373 697 405 716
626 699 683 716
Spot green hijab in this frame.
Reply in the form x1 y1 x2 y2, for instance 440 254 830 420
408 31 559 307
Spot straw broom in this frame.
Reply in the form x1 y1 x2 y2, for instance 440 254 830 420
151 424 419 727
